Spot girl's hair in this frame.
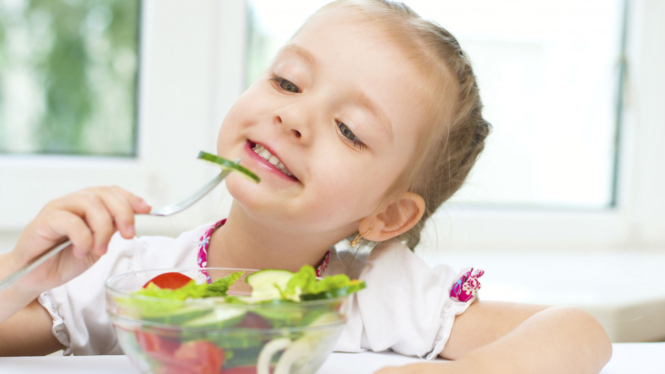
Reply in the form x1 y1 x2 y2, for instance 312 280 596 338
306 0 492 250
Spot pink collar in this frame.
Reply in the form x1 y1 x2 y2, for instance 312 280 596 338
196 219 330 278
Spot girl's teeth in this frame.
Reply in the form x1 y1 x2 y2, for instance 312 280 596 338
252 143 294 177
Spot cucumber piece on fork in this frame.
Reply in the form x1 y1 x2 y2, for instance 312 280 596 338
198 151 260 183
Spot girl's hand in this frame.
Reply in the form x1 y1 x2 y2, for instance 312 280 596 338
5 186 151 297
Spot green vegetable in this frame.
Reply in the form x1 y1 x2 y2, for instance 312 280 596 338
245 269 295 302
183 308 247 328
222 346 270 368
207 271 244 296
281 266 366 302
143 306 210 325
125 266 366 326
135 271 245 301
124 271 244 319
198 151 260 183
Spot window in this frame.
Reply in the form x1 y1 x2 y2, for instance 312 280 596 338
0 0 140 156
0 1 237 237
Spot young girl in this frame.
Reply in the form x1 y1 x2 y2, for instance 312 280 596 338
0 0 612 373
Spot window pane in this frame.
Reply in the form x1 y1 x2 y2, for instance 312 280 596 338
0 0 140 156
244 0 624 208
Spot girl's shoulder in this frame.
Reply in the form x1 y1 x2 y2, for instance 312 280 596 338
331 239 482 358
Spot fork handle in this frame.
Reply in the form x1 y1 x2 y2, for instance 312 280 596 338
0 240 73 292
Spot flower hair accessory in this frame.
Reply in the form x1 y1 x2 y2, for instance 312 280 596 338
450 268 484 302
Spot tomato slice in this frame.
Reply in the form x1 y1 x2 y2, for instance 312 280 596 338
137 333 225 374
143 272 193 289
135 330 181 362
172 341 225 374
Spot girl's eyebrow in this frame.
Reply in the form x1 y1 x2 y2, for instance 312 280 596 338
352 90 394 145
281 43 394 144
280 44 319 69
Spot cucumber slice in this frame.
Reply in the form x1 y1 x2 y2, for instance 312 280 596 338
143 306 210 325
210 333 264 349
198 151 260 183
246 269 294 302
182 308 247 329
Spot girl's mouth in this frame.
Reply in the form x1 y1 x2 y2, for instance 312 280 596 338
245 140 299 182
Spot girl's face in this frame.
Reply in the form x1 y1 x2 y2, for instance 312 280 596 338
217 10 434 238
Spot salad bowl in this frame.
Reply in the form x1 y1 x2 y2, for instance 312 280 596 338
106 267 358 374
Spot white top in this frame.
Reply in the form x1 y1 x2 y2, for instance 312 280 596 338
38 222 477 358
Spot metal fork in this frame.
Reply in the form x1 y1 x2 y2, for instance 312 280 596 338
0 163 237 292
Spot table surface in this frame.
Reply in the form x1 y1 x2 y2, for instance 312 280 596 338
0 343 661 374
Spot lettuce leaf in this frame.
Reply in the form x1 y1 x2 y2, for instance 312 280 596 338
205 271 244 297
134 271 245 301
280 265 366 301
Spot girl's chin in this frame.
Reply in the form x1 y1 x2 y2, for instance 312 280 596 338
225 174 277 215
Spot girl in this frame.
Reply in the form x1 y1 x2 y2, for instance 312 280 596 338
0 1 612 373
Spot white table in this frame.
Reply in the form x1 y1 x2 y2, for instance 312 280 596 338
0 343 661 374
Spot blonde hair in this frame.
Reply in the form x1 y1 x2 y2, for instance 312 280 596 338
304 0 492 250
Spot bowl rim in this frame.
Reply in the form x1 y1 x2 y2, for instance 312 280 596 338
109 313 346 334
105 267 349 307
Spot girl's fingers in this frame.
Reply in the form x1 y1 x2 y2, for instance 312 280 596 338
86 187 139 240
74 192 116 256
110 185 152 214
49 211 94 259
46 186 149 255
51 191 115 256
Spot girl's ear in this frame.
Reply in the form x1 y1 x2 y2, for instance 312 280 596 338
359 192 426 242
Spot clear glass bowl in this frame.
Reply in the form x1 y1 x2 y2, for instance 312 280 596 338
106 268 347 374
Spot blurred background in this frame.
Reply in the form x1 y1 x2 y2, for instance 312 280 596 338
0 0 663 343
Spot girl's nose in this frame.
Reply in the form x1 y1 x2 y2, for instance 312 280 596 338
274 104 311 142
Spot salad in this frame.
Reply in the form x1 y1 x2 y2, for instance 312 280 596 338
111 266 365 374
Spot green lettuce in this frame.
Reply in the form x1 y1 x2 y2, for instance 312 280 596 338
133 271 244 301
280 265 366 301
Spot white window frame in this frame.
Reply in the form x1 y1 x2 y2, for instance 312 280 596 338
2 0 664 254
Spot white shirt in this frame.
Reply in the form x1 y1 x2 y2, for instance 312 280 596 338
38 222 477 358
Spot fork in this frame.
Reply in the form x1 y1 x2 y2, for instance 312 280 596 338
0 162 237 292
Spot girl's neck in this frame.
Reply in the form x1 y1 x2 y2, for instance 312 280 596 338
206 201 338 272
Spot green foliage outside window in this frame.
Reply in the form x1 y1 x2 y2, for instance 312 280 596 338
0 0 140 156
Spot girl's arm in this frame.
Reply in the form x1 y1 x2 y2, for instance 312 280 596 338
377 301 612 374
0 186 150 356
0 283 63 356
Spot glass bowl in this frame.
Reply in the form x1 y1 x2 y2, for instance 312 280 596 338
106 268 347 374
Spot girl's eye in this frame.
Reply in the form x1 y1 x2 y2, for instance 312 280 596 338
270 75 300 93
337 121 365 151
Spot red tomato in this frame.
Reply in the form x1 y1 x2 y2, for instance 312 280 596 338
170 341 225 374
139 336 224 374
143 272 193 289
136 330 180 356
